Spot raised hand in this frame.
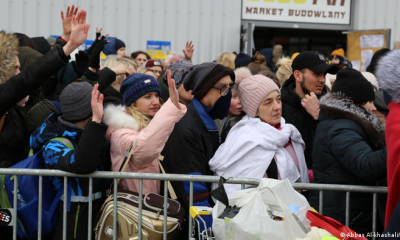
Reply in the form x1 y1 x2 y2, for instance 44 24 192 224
63 9 90 56
61 5 78 41
89 39 108 69
182 41 194 62
167 70 180 109
91 84 104 123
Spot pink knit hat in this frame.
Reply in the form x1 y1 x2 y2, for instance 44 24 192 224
238 75 280 118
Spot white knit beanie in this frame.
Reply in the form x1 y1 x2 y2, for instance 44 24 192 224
238 75 280 118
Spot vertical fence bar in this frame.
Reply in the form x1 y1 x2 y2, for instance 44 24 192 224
13 175 17 240
38 176 43 240
138 180 143 240
113 179 117 240
88 177 93 240
241 184 245 190
63 177 67 240
163 180 168 240
188 181 194 240
319 190 323 215
372 193 377 240
345 192 350 227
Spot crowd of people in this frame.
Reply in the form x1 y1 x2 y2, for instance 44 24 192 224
1 4 400 240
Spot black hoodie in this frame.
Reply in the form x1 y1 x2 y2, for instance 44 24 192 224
280 75 327 169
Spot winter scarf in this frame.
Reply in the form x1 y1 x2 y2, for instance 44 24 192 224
209 115 309 194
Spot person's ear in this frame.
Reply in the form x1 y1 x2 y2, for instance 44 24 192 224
293 70 302 83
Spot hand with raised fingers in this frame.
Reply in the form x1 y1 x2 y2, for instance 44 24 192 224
61 4 79 41
182 41 194 62
167 70 180 109
63 9 90 56
86 30 109 56
91 84 104 123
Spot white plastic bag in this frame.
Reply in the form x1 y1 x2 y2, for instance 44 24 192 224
212 178 312 240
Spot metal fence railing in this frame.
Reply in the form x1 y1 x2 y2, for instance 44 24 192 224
0 168 388 240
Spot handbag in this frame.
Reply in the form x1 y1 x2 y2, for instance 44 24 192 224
94 143 185 240
306 210 367 240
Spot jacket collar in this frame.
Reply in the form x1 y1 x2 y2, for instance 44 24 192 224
319 93 385 148
103 104 141 131
191 98 217 131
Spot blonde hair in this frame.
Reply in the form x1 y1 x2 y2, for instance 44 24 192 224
104 57 137 92
137 67 154 74
276 58 293 86
217 52 236 69
124 98 164 130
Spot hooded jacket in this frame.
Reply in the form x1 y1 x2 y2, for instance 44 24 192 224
308 93 386 235
209 116 309 194
280 75 327 169
30 113 109 240
103 99 186 195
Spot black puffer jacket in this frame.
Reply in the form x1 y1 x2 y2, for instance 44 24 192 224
308 93 387 235
281 75 327 169
0 47 69 167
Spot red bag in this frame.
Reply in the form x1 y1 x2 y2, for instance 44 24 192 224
306 210 368 240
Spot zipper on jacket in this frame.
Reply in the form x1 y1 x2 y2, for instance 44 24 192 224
74 204 80 238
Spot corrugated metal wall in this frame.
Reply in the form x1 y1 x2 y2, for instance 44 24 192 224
0 0 241 64
354 0 400 48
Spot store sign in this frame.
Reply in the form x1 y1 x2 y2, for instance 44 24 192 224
242 0 351 25
146 40 171 59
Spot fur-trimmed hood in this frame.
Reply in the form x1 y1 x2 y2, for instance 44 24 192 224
103 104 141 133
319 93 385 148
0 31 19 84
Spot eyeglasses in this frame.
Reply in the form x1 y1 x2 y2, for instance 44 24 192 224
212 86 230 96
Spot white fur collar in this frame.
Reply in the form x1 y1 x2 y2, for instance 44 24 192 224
103 104 140 131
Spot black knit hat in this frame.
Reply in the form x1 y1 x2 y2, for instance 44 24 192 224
332 68 375 104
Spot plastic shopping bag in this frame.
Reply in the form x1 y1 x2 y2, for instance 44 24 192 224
212 178 312 240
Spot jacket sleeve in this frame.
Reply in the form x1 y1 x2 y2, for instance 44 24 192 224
329 125 387 181
97 67 117 92
0 47 69 116
42 120 108 174
111 99 186 170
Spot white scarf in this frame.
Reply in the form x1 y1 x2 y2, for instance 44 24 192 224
209 115 309 194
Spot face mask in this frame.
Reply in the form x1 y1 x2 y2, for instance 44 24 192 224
208 89 232 120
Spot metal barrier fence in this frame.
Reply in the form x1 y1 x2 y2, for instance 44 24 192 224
0 168 388 240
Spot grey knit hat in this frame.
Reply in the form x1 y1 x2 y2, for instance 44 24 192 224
60 82 93 121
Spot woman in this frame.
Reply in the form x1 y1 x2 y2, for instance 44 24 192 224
103 72 186 194
308 68 387 235
131 51 151 67
209 75 309 194
142 59 163 79
276 57 293 86
247 52 270 75
136 67 156 77
215 67 251 143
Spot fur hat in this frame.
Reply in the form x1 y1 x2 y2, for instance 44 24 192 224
0 31 19 84
376 49 400 102
238 75 280 118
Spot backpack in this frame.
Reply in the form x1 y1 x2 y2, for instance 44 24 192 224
0 137 74 239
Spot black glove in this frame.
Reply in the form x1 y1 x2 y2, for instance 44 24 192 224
73 51 90 77
89 39 108 70
86 34 106 56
